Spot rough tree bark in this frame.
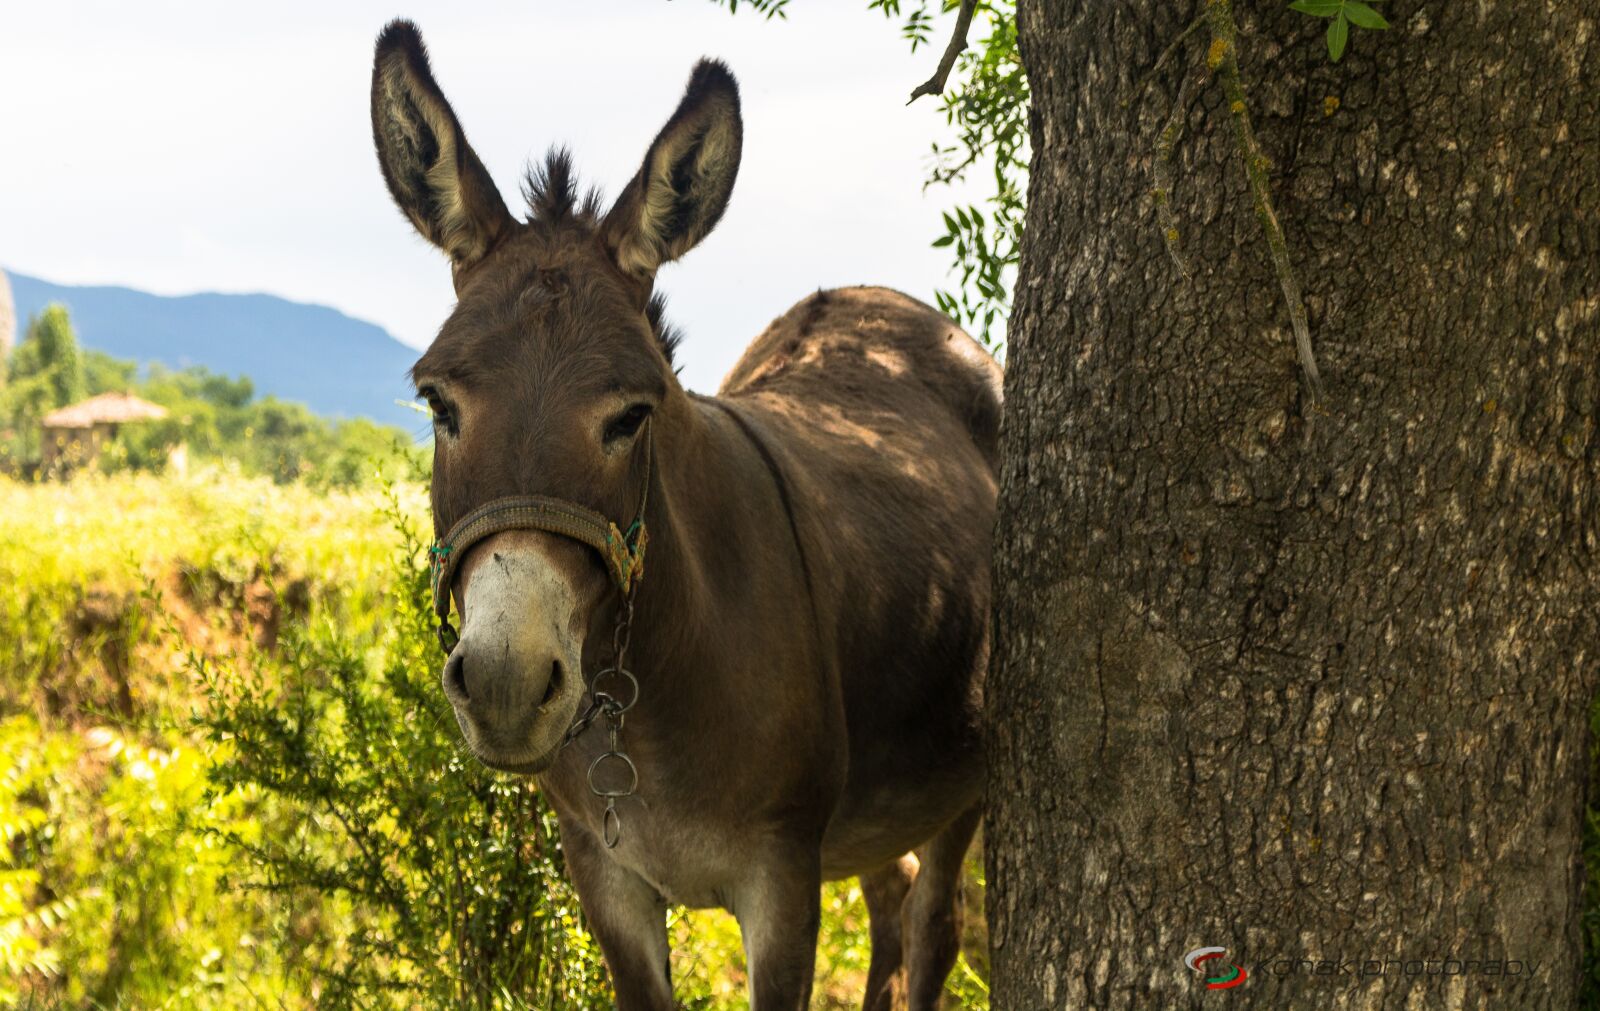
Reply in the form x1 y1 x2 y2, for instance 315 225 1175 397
986 2 1599 1008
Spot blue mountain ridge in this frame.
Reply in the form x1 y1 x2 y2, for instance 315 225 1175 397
6 271 425 432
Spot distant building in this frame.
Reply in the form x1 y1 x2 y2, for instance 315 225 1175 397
0 268 14 367
40 392 169 469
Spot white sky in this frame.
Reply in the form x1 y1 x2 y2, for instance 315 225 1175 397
0 1 984 393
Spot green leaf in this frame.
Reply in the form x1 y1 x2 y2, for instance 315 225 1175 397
1343 1 1390 29
931 235 956 248
1289 0 1342 17
1328 13 1349 61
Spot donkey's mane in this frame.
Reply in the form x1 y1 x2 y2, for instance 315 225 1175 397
644 291 684 368
520 148 681 367
521 148 605 225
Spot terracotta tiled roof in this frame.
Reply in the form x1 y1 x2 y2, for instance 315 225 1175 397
42 392 170 428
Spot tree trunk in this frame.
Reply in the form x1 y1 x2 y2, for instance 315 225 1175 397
986 2 1600 1009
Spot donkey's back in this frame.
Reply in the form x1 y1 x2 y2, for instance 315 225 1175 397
720 285 1001 877
723 286 1002 468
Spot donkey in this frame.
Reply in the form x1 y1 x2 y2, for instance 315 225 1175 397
371 21 1001 1011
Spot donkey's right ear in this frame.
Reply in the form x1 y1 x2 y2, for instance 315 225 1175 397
371 21 512 282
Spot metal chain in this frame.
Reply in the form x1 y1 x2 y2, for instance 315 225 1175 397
560 595 640 848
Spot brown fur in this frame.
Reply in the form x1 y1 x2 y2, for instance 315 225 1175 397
371 21 999 1011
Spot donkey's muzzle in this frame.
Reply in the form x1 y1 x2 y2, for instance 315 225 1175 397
441 532 590 773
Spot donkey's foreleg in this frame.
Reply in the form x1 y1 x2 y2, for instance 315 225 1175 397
860 855 916 1011
733 849 823 1011
559 822 673 1011
903 805 981 1011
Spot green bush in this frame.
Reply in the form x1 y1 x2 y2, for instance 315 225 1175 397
0 472 431 1006
0 714 293 1009
191 488 613 1009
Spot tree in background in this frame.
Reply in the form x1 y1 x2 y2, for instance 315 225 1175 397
0 304 88 462
20 306 86 408
117 366 418 486
83 348 137 395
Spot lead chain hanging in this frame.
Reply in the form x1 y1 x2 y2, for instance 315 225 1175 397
568 596 640 848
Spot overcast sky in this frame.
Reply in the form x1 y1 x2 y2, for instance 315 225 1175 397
0 1 984 393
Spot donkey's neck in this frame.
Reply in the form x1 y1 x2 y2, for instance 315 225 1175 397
549 385 840 860
618 390 813 699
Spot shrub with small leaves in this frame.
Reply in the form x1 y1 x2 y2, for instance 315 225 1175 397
192 485 614 1009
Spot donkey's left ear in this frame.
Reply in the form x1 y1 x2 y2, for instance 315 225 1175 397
603 60 742 283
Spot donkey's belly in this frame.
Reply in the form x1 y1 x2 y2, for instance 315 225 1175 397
545 732 979 903
818 753 983 879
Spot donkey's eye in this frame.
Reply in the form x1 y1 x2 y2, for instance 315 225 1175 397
605 403 652 443
419 388 456 434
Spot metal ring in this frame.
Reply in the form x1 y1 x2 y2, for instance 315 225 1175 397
603 805 622 849
587 751 639 798
436 619 459 655
589 667 639 713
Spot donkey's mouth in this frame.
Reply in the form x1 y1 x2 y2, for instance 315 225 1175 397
474 746 559 776
468 722 567 775
460 661 578 777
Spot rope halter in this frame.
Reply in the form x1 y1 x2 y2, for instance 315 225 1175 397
427 423 652 653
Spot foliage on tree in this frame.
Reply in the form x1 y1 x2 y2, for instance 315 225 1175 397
884 0 1027 349
710 0 1025 349
0 305 88 460
17 306 87 408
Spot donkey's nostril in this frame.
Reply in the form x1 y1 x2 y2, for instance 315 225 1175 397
444 652 469 701
540 660 563 709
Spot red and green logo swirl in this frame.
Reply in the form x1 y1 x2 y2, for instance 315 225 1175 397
1184 947 1249 990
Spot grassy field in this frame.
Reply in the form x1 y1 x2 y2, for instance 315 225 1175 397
0 470 987 1009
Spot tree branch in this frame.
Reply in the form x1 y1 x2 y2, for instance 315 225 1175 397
908 0 978 104
1153 71 1196 283
1126 12 1208 108
1206 0 1325 404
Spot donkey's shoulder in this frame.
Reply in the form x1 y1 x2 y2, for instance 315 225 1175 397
719 286 1002 462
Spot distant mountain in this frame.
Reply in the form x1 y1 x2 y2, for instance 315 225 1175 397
5 271 424 431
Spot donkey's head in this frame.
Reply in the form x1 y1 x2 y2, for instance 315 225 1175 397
371 21 741 773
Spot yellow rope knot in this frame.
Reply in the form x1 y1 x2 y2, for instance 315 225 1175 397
605 521 649 596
